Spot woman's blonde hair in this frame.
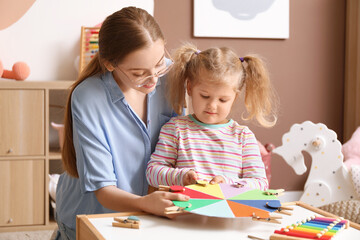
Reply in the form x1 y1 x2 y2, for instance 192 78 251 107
62 7 165 178
167 43 278 128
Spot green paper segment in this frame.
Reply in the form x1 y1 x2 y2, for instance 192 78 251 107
173 199 222 212
229 189 278 200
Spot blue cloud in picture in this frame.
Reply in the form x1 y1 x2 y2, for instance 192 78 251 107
211 0 275 20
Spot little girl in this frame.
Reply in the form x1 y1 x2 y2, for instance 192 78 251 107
146 43 278 190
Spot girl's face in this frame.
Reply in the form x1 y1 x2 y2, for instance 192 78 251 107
112 39 166 94
187 72 238 125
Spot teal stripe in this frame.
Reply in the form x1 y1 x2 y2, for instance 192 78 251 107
189 114 233 128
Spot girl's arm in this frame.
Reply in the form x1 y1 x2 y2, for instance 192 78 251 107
95 185 189 216
237 128 269 190
146 120 193 187
208 128 268 189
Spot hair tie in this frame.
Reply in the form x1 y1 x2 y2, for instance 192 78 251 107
195 50 201 55
239 57 244 63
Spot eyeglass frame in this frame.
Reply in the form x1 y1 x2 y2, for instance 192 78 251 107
116 48 173 88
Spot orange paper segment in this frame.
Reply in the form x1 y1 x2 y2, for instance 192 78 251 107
227 200 270 218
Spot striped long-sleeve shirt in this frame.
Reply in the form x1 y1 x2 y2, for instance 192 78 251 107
146 115 268 190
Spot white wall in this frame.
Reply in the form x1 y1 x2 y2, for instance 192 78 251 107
0 0 154 81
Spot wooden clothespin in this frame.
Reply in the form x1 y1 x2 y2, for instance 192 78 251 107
196 180 208 187
112 215 140 229
233 182 245 188
158 185 185 192
281 201 297 207
165 203 192 215
252 213 282 224
265 189 285 196
266 202 293 216
247 235 266 240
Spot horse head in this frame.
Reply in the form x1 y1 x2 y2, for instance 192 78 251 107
274 121 343 175
273 121 326 175
273 121 353 207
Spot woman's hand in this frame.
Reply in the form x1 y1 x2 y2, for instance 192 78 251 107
183 170 198 186
210 175 225 184
139 191 189 217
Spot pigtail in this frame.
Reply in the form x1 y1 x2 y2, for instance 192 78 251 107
167 43 199 115
242 55 278 127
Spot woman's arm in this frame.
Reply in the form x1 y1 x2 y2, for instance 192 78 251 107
95 185 189 216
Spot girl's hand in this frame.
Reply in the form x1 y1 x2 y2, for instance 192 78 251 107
139 191 189 217
210 175 225 184
183 170 198 186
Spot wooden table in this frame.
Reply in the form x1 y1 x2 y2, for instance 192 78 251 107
76 202 360 240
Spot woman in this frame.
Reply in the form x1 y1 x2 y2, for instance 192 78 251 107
55 7 188 240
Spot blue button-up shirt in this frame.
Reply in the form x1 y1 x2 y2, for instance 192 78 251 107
56 71 176 229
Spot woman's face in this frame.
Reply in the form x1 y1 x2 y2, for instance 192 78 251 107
113 39 166 94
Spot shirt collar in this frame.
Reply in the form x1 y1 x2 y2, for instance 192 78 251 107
189 114 233 128
102 71 162 103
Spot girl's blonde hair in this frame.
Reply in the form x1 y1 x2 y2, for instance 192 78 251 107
167 43 278 128
62 7 165 178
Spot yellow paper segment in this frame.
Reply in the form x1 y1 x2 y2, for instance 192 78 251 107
186 183 225 199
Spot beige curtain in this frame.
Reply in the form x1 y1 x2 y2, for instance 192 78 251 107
344 0 360 142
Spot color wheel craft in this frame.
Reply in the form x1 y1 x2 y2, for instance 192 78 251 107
171 183 281 219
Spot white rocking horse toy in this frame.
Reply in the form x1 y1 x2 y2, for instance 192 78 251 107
273 121 355 207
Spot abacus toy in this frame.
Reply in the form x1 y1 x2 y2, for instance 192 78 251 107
79 27 100 74
270 215 349 240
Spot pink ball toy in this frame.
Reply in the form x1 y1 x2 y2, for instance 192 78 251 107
1 61 30 81
0 60 3 77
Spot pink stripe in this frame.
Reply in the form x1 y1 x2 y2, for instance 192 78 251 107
242 165 264 170
160 131 177 139
177 156 240 164
178 148 242 156
179 138 240 146
157 143 177 150
177 159 239 168
195 167 239 174
152 153 176 161
177 129 244 138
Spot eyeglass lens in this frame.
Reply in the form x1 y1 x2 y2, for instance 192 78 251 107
135 58 173 87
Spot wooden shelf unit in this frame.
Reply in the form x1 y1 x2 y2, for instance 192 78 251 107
0 80 73 232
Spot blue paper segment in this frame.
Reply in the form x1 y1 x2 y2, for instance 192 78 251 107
228 199 280 213
191 200 235 218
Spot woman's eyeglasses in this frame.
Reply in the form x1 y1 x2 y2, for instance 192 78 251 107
117 49 173 88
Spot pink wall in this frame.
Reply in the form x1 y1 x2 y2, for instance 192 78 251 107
154 0 346 190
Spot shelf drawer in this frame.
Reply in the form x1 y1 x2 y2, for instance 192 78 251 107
0 159 45 226
0 90 45 156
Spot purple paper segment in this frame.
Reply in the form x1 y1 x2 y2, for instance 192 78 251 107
219 183 252 199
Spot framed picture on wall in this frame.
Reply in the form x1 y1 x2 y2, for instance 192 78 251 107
193 0 289 39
